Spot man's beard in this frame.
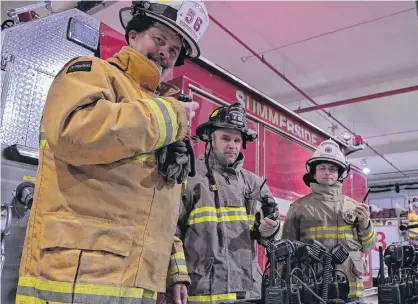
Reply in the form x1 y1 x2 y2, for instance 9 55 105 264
147 53 168 75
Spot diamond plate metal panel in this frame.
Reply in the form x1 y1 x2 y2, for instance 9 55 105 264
1 9 99 76
1 9 100 148
1 64 37 146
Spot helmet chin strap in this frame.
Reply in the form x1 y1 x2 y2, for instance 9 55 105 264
204 141 217 192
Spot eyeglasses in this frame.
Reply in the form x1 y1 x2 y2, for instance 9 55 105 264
317 166 339 174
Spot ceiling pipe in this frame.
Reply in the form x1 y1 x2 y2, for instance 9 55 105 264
209 15 408 178
296 84 418 114
317 111 408 178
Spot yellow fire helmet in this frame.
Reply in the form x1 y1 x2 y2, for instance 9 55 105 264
119 1 209 61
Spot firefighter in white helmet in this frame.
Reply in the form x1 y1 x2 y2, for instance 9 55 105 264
17 1 209 304
281 139 376 302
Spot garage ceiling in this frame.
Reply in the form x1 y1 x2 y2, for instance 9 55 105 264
2 0 417 185
194 1 418 186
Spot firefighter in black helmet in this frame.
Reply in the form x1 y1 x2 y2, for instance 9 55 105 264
173 102 281 303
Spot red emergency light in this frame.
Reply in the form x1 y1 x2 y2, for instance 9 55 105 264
353 135 363 146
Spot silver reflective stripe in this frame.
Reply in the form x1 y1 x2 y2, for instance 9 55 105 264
39 132 46 141
169 259 187 267
17 286 156 304
152 98 173 147
17 285 72 302
74 293 155 304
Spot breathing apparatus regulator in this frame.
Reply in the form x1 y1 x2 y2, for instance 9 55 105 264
303 139 351 187
195 101 257 191
119 0 209 66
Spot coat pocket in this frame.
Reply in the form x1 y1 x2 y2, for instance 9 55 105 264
39 212 135 287
217 182 245 208
348 253 366 279
189 257 214 295
343 238 362 252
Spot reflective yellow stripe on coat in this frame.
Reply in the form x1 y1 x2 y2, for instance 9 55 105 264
16 277 157 304
144 98 178 149
301 225 354 241
187 206 256 229
133 151 156 164
349 282 364 297
168 252 188 278
188 293 237 304
359 226 376 247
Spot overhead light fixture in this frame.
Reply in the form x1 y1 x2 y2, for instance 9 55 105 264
363 167 371 174
240 56 248 62
340 131 352 142
361 159 370 175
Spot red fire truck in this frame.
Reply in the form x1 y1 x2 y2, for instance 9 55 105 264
0 2 374 302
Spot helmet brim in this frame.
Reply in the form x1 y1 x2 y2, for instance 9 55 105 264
196 121 258 142
120 7 200 59
306 157 348 173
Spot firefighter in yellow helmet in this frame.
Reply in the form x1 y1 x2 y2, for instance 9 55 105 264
281 139 377 302
17 1 209 304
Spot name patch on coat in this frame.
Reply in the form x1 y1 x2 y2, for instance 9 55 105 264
67 61 92 74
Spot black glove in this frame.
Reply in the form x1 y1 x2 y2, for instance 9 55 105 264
156 141 191 185
251 195 279 244
260 195 278 221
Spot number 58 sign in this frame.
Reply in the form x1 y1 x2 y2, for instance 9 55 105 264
374 231 388 252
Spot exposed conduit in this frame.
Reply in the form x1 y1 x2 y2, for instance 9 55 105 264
209 15 409 178
296 84 418 114
243 7 416 60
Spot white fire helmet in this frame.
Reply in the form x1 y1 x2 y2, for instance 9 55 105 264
306 139 350 180
119 1 209 59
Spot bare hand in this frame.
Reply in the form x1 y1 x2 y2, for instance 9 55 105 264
260 217 279 230
353 203 370 222
180 101 199 121
171 283 188 304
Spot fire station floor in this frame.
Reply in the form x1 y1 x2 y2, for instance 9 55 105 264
363 287 378 304
364 295 378 304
